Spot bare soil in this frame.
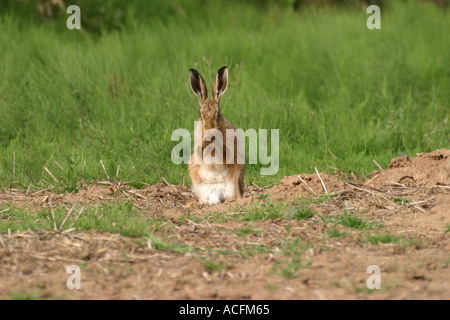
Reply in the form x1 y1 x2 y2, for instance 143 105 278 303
0 149 449 300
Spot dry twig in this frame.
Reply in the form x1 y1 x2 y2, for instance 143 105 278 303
44 167 58 183
314 167 328 195
297 175 317 196
100 160 110 181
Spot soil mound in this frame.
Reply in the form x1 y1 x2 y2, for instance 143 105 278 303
365 149 450 188
267 172 345 200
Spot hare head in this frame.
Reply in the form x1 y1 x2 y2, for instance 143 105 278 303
188 66 228 131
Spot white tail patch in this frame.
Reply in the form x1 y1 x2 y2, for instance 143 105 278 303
193 165 235 205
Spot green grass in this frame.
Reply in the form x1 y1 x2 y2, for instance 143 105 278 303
320 211 380 230
334 276 399 294
0 0 448 190
147 234 193 252
236 227 261 237
366 232 401 244
234 193 325 222
0 201 166 237
442 257 450 267
264 282 280 291
237 245 272 258
283 205 315 220
200 258 230 272
399 236 424 249
327 227 347 238
365 231 425 247
237 198 287 221
3 289 42 300
339 212 370 229
393 198 411 203
270 238 312 278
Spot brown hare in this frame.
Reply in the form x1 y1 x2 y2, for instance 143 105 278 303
188 66 245 206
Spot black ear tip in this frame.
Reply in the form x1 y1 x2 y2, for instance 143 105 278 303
218 66 228 72
189 68 199 75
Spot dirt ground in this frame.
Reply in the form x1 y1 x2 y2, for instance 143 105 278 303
0 149 449 300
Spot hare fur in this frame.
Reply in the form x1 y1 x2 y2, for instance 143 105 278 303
188 66 245 206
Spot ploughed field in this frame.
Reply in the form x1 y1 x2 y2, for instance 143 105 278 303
0 149 449 299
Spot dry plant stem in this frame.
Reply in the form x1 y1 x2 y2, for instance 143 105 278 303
44 167 58 183
372 159 384 171
326 147 338 160
59 201 79 231
314 167 328 195
180 173 185 186
364 172 381 186
49 197 58 232
54 161 65 171
68 207 86 230
127 190 147 200
351 173 363 185
386 180 407 187
297 175 317 196
161 176 171 186
12 151 15 180
343 180 445 216
100 160 110 181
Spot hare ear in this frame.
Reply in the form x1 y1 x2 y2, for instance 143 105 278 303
189 68 208 104
212 66 228 103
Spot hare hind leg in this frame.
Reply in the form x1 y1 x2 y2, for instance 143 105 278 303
228 164 245 200
237 165 245 198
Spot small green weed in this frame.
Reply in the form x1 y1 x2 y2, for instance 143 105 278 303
269 238 312 278
366 232 401 244
201 259 230 272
